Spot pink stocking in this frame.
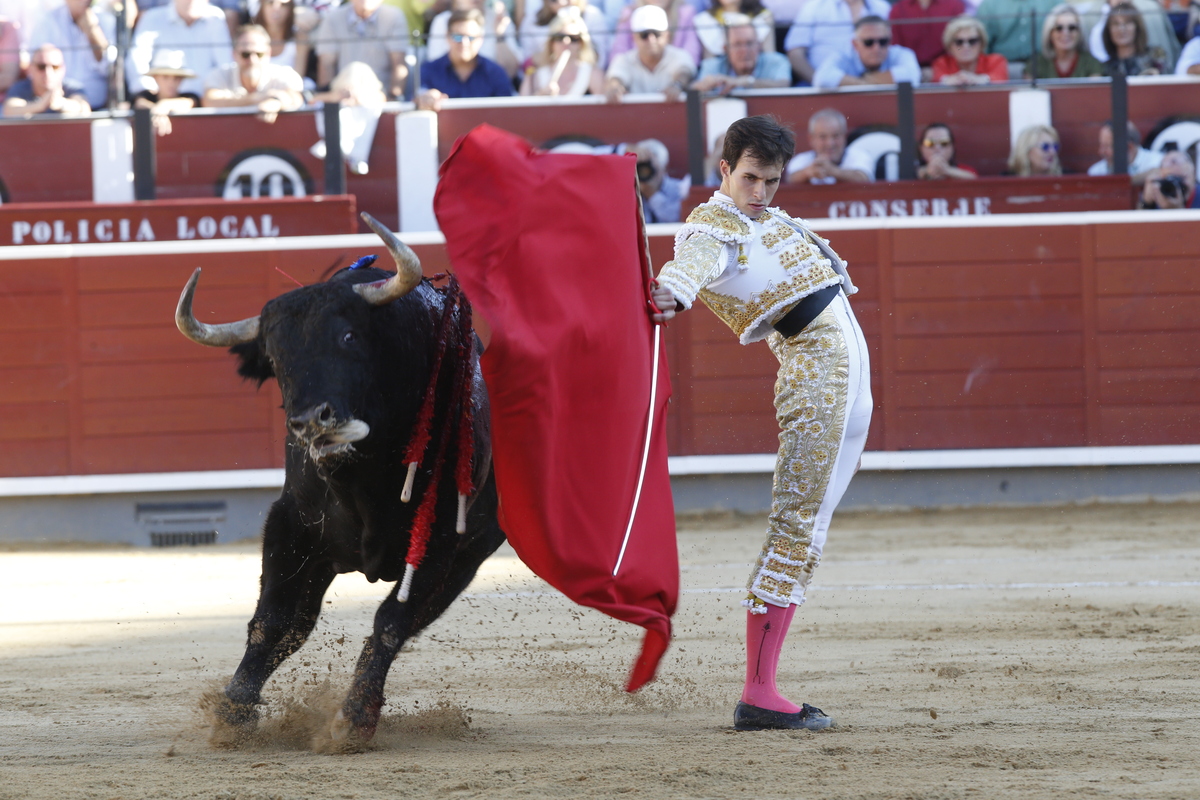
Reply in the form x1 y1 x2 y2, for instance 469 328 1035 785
741 604 800 713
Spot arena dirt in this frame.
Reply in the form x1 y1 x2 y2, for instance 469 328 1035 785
1 502 1197 799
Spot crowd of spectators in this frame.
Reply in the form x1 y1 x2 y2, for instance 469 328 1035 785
1 0 1198 215
3 0 1200 115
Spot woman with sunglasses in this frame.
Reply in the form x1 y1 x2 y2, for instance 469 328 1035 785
1034 5 1104 78
931 16 1008 84
520 7 605 95
1007 124 1063 176
1101 3 1166 76
916 123 977 180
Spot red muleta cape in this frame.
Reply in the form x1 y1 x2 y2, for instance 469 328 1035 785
433 125 677 691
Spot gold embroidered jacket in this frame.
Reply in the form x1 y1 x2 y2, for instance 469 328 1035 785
656 194 857 345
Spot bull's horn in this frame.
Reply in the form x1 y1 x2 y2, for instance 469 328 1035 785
353 212 423 306
175 268 260 347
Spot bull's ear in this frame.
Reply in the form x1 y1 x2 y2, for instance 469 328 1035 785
230 341 274 386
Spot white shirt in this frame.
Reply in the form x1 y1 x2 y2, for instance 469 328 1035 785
1087 146 1163 176
29 4 117 109
785 148 877 183
127 3 233 96
606 45 696 93
1176 36 1200 75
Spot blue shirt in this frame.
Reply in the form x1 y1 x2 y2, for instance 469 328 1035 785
697 51 793 83
420 54 514 99
5 77 89 109
812 44 922 88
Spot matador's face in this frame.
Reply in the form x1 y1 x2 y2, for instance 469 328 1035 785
720 155 783 218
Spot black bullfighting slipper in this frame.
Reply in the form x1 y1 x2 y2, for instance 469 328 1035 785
733 701 835 731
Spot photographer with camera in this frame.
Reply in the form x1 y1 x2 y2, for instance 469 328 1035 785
631 137 691 223
1140 149 1199 210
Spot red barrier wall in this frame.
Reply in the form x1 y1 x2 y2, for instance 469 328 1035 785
2 213 1197 478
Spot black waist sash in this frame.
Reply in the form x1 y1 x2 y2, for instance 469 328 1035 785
772 284 842 338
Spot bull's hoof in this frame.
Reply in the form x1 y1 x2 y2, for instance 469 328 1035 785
312 709 374 754
201 690 260 748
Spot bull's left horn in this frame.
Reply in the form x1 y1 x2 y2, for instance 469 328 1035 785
175 268 260 346
353 212 424 306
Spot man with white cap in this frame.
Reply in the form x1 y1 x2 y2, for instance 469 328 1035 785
134 49 200 135
605 4 695 103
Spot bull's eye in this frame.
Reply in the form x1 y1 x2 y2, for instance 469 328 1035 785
341 330 357 345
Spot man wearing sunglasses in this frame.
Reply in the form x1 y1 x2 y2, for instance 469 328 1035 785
27 0 116 110
416 8 514 111
3 43 91 118
202 24 304 123
812 15 920 88
605 4 696 103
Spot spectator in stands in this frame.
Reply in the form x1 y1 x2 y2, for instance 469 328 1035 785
1140 149 1199 208
0 16 19 101
138 0 243 35
1101 3 1167 75
1177 31 1200 75
1034 5 1104 78
785 107 873 183
1008 124 1063 176
975 0 1058 76
916 122 978 179
1085 0 1180 73
605 4 696 101
695 0 775 59
888 0 964 80
203 24 305 122
932 15 1008 83
134 48 199 136
785 0 892 85
417 8 514 109
813 15 922 88
2 43 91 117
384 0 435 36
314 0 409 98
520 7 605 94
632 137 690 222
1088 120 1162 185
128 0 234 98
610 0 702 65
254 0 317 82
521 0 608 68
691 12 791 92
431 0 522 79
29 0 115 110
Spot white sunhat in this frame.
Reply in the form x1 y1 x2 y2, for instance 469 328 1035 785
146 49 196 78
631 5 669 34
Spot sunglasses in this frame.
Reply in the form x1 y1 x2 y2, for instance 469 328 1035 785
239 50 268 59
859 36 890 47
1037 142 1061 153
34 62 65 71
953 36 981 47
556 34 584 44
449 33 481 43
922 139 952 148
1053 24 1079 32
638 30 666 40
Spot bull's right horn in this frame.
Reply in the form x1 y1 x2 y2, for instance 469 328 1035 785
175 268 260 346
353 212 424 306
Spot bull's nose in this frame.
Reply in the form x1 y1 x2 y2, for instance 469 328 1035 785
288 402 335 438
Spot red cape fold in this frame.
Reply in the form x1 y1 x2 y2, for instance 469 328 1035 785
433 125 677 691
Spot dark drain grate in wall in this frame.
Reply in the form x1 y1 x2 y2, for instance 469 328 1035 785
149 531 219 547
137 501 226 547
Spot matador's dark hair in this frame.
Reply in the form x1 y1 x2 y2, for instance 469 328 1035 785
721 115 796 171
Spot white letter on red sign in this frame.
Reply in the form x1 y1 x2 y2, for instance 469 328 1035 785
53 220 72 243
12 221 32 245
260 215 280 236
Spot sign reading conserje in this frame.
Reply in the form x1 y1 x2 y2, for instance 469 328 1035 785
1 197 357 247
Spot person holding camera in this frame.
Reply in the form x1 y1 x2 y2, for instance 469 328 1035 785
1140 150 1199 209
631 138 691 223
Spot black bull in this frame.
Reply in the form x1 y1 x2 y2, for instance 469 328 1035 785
175 214 506 743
